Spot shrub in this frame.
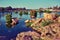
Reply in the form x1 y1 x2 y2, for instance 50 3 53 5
41 20 53 26
30 10 37 18
6 14 12 28
44 10 52 13
26 22 33 27
19 11 23 16
24 11 28 15
6 14 12 23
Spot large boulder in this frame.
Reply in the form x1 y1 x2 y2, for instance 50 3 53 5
11 18 18 26
44 13 57 20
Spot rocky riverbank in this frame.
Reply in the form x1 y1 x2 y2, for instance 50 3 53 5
16 13 60 40
16 23 60 40
16 31 41 40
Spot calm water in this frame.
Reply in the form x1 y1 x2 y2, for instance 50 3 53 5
0 12 60 40
0 12 43 40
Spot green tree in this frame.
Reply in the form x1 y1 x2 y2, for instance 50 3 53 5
19 11 23 17
24 11 28 15
30 10 37 18
44 10 52 13
6 14 12 28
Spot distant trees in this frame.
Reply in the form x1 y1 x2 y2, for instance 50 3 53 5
44 10 52 13
19 11 23 17
19 10 28 18
39 8 43 13
30 10 37 18
0 6 12 12
6 6 12 10
15 11 18 14
24 11 28 15
1 8 5 12
6 14 12 27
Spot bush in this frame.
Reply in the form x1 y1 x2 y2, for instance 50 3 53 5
44 10 52 13
6 14 12 23
19 11 23 16
26 22 33 27
24 11 28 15
41 20 53 26
6 14 12 28
30 10 37 18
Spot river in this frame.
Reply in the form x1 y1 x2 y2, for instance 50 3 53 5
0 12 60 40
0 12 43 40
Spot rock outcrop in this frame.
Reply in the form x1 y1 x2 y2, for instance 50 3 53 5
44 13 57 20
16 31 41 40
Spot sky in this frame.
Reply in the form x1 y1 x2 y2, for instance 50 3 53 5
0 0 60 9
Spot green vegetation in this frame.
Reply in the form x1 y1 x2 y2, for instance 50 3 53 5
39 8 43 13
30 10 37 18
15 11 18 14
33 26 40 30
6 14 12 28
44 10 52 13
41 20 53 27
26 22 33 27
19 11 23 16
55 13 60 17
2 8 5 12
24 11 28 15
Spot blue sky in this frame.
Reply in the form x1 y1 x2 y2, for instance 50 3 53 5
0 0 60 9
